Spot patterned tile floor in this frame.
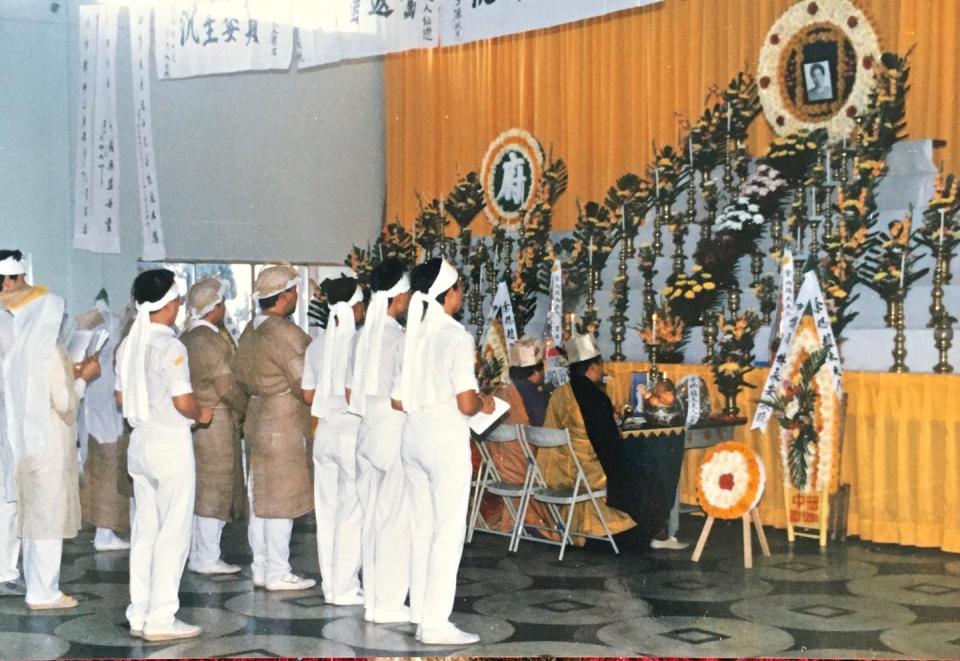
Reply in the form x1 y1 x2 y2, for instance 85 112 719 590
0 514 957 659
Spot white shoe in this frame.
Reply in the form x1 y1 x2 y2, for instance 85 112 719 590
650 535 689 550
189 559 241 575
418 623 480 645
331 589 364 606
265 573 316 591
142 619 202 642
94 538 131 552
373 606 411 623
26 594 78 611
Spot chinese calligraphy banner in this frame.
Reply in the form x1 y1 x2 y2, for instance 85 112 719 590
75 4 121 255
72 5 98 253
129 6 166 261
439 0 662 47
295 0 438 70
154 1 294 79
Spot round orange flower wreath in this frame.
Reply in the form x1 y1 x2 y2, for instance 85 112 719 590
696 441 766 520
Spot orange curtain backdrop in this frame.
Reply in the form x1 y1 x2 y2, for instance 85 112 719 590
385 0 960 232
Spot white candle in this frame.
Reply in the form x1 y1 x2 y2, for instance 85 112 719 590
655 168 661 201
825 154 832 182
621 204 626 235
589 235 594 268
379 243 384 261
652 312 658 343
808 187 815 215
939 209 946 246
726 103 732 134
899 251 906 288
842 136 847 151
688 134 694 170
480 263 485 292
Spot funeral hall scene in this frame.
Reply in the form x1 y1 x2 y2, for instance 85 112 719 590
1 0 959 658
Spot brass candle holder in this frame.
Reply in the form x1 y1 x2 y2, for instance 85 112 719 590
930 239 954 373
772 212 784 255
727 286 741 316
699 170 715 242
722 139 735 195
702 312 718 364
653 201 666 256
642 270 656 325
750 251 764 287
890 287 908 373
470 271 484 343
648 342 663 384
671 223 687 276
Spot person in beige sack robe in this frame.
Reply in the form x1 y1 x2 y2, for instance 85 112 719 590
0 256 100 610
181 278 247 575
233 265 315 591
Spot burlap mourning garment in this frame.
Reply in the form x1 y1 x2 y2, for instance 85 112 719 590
80 435 130 532
181 324 248 522
233 316 313 519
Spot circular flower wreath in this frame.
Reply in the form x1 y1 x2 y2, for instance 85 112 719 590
778 315 842 494
696 441 766 519
757 0 880 140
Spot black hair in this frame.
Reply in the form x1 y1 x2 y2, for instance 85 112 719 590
322 275 360 305
568 355 602 380
509 362 544 383
0 249 23 288
132 269 176 305
370 257 408 294
259 292 281 311
410 258 459 305
810 63 825 76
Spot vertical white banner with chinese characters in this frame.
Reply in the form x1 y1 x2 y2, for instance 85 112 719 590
76 4 121 255
295 0 437 70
440 0 660 47
155 1 294 79
129 6 166 261
72 5 98 252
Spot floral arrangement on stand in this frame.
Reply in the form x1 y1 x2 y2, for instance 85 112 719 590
662 265 720 329
696 441 766 520
860 212 929 319
759 316 839 493
710 309 761 418
754 274 778 325
637 301 686 364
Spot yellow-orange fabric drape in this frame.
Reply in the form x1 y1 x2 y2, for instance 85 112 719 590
604 362 960 554
385 0 960 232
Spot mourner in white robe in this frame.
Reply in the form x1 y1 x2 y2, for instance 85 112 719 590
0 302 19 585
348 259 411 623
303 276 364 605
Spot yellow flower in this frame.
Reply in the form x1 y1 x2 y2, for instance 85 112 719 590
703 282 716 290
684 291 695 299
872 272 887 281
672 291 682 299
691 264 702 273
662 286 674 296
719 362 741 375
693 284 703 292
702 273 712 279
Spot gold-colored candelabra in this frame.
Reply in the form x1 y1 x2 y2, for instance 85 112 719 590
930 238 954 373
702 312 718 364
890 287 908 373
653 201 666 256
750 251 764 287
699 170 714 242
728 286 741 316
610 227 634 362
771 212 784 255
722 139 735 195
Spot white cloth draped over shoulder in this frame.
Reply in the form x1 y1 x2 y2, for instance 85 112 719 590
118 284 179 423
349 275 409 416
314 286 362 419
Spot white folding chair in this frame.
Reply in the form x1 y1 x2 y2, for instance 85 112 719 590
467 424 525 547
516 425 620 561
468 433 490 539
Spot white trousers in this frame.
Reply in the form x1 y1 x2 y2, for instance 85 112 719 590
356 401 410 618
22 538 62 604
313 413 362 602
0 501 20 583
94 528 126 546
401 413 471 629
189 516 226 570
126 426 195 631
247 476 292 584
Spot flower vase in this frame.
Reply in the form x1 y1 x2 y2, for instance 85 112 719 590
721 388 741 418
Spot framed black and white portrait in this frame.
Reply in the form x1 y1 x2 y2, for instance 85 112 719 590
802 60 834 103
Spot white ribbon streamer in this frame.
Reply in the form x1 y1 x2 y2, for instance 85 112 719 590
119 284 180 423
487 281 519 346
315 285 363 418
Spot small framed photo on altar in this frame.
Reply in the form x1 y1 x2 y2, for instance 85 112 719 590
802 60 835 103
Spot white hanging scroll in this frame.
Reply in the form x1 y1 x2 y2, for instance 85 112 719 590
487 281 518 346
155 1 294 80
72 5 98 252
295 0 438 70
440 0 661 47
76 5 121 255
548 260 563 347
129 6 166 261
753 270 843 431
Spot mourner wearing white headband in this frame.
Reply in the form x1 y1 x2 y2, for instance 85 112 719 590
391 258 494 645
180 278 248 576
302 275 366 605
1 256 101 611
233 265 315 592
115 269 212 641
348 258 412 623
0 249 28 588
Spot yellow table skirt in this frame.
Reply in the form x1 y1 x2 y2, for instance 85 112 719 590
605 362 960 553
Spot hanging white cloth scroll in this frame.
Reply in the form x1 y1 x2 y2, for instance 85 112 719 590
154 1 294 80
129 6 166 261
72 5 99 252
487 281 518 346
75 4 121 255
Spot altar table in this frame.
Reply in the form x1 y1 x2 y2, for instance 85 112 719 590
605 362 960 553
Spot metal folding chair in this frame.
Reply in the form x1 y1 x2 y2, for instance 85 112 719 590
515 425 620 561
467 424 524 546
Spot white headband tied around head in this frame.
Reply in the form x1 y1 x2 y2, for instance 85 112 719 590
315 284 364 418
0 256 26 276
348 274 411 415
121 282 179 422
188 279 227 320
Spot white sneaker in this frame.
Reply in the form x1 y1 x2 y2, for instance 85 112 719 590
331 589 364 606
142 619 203 642
189 560 241 575
418 623 480 645
650 535 690 550
374 606 411 623
94 538 131 552
26 593 78 611
265 573 316 591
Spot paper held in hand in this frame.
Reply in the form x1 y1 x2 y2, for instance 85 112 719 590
469 396 511 436
64 328 109 363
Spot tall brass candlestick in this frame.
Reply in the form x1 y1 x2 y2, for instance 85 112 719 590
671 224 687 276
699 170 714 242
750 251 764 287
611 241 629 362
653 202 665 256
642 271 656 325
722 140 735 195
772 212 784 255
930 239 954 373
890 287 908 373
727 286 741 316
702 312 718 364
